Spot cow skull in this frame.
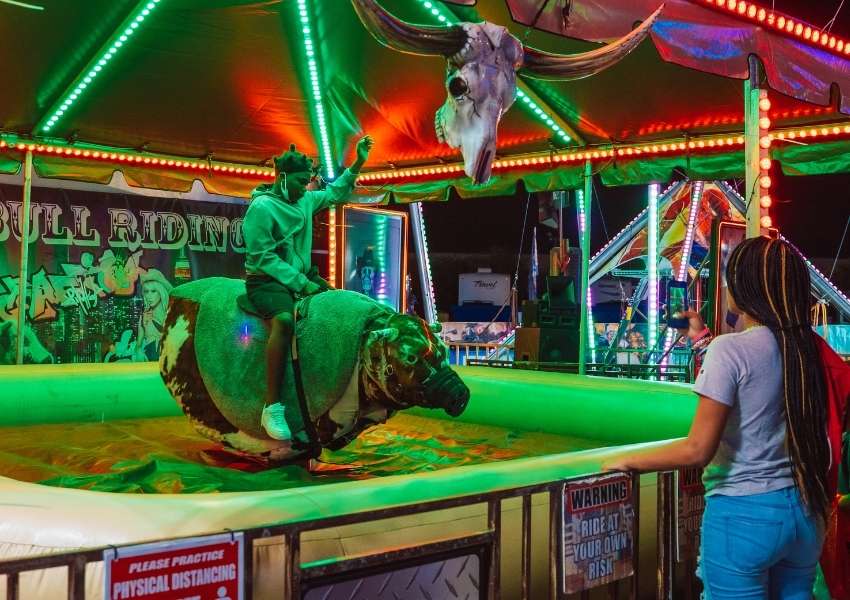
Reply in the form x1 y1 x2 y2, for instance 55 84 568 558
352 0 662 184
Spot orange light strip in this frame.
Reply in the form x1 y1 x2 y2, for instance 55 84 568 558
4 121 850 187
702 0 850 59
757 92 773 231
328 207 338 286
357 123 850 184
0 139 275 180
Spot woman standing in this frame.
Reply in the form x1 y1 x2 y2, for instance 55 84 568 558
603 237 838 598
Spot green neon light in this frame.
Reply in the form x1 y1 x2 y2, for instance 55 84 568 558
297 0 335 179
647 183 659 361
415 0 571 144
576 189 595 356
38 0 163 134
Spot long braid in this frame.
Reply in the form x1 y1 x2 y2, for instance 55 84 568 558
726 237 830 520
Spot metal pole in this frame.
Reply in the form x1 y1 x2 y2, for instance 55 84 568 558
744 56 764 239
521 494 532 600
578 161 592 375
656 472 675 600
487 499 501 600
549 488 561 600
15 150 33 365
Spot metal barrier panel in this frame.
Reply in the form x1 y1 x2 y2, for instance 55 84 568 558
0 471 706 600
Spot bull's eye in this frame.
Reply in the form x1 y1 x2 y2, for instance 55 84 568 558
448 76 468 98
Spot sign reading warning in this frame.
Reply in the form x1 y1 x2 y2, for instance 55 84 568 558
676 467 705 561
103 533 243 600
562 473 635 594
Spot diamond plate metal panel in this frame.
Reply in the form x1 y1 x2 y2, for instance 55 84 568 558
304 553 480 600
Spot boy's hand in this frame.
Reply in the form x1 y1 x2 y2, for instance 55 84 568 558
303 281 322 296
356 135 373 163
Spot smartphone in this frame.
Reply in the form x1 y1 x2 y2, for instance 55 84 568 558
666 280 689 329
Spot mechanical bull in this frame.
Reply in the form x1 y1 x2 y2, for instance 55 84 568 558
352 0 661 184
159 278 469 462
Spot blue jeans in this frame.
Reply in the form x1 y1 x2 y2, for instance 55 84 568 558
698 487 824 599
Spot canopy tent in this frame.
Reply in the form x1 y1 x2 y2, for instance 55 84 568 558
2 0 850 197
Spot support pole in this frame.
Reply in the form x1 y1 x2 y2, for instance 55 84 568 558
409 202 437 324
744 56 766 239
15 150 33 365
578 160 592 375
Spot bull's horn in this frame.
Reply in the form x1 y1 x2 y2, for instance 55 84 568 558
351 0 467 57
519 5 663 81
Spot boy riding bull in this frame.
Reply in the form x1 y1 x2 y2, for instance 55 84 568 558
243 135 374 440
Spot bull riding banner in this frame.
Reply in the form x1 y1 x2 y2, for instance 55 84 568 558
0 183 248 365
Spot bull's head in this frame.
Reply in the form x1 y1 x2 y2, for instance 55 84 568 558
361 314 469 417
352 0 661 184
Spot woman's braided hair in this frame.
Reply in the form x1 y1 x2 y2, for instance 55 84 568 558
726 236 830 519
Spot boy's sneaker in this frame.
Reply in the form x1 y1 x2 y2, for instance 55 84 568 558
261 404 292 440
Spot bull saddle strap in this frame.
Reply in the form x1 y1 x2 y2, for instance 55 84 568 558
290 301 323 459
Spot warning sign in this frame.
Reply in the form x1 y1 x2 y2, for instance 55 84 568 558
676 467 705 562
562 473 635 594
103 532 243 600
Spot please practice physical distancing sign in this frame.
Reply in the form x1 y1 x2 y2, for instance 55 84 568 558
103 532 243 600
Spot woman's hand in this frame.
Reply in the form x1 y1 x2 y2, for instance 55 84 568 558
601 456 633 473
679 310 707 340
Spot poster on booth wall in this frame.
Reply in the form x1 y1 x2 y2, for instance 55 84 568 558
676 467 705 562
103 532 244 600
342 206 406 313
0 183 252 365
562 473 635 594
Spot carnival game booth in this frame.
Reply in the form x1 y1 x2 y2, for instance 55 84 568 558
1 0 850 599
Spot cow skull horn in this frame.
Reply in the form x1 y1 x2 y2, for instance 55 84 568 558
351 0 468 57
520 5 663 81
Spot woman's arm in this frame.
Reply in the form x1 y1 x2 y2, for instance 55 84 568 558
602 396 730 472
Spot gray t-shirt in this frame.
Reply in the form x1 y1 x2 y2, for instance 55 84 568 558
693 326 795 496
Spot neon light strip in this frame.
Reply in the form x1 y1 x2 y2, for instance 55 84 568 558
356 122 850 184
0 136 274 179
701 0 850 59
414 0 571 143
376 214 389 302
663 181 704 363
297 0 334 179
410 202 438 323
678 181 703 281
37 0 163 133
576 189 595 356
3 120 850 185
328 209 337 285
647 183 659 361
757 91 773 231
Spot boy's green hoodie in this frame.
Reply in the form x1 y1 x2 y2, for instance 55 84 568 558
243 169 356 293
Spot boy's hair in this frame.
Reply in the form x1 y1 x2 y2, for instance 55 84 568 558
274 144 313 175
726 236 830 520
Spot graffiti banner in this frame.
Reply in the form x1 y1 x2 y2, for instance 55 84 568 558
0 183 249 364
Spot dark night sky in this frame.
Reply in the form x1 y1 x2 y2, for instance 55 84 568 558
427 0 850 265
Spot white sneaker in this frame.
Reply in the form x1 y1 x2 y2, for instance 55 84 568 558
261 404 292 440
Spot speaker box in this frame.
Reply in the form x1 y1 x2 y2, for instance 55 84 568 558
546 275 577 310
521 300 539 328
514 327 579 363
538 308 578 328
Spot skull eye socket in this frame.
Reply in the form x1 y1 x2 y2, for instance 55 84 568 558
448 76 468 98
